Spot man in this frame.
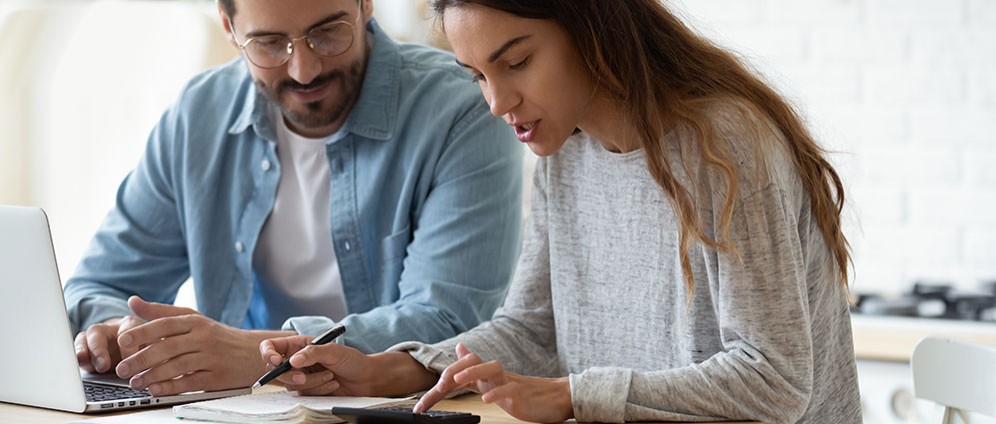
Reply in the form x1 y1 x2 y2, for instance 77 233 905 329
66 0 522 397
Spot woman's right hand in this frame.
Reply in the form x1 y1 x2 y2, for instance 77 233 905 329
259 336 437 396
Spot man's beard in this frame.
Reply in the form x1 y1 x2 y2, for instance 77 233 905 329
256 58 366 132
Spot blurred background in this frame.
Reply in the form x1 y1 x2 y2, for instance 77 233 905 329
1 1 995 422
2 0 993 298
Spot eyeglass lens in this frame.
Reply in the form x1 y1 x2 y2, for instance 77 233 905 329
244 21 354 68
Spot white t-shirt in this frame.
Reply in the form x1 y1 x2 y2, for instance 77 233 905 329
252 107 348 323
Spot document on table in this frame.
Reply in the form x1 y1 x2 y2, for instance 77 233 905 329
172 389 417 423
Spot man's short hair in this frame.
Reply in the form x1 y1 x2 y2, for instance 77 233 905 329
218 0 235 17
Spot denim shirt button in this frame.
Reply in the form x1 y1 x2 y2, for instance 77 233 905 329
260 159 271 171
234 241 245 252
344 241 351 251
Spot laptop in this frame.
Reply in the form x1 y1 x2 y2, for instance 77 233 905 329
0 205 250 413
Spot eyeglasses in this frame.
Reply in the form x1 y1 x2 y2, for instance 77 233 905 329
229 6 361 69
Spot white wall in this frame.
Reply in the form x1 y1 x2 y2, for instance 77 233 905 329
0 1 238 292
667 0 996 296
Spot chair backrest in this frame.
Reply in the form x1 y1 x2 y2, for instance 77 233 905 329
911 336 996 419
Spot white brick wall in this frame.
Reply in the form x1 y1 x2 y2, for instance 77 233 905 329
668 0 996 296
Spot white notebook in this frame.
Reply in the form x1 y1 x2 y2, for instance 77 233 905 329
173 390 416 423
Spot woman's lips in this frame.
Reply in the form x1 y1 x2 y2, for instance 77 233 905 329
514 120 540 143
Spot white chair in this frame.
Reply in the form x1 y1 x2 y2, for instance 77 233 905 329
912 336 996 424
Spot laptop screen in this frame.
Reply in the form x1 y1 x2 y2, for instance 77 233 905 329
0 205 88 412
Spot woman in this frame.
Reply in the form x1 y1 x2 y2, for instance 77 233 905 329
258 1 861 422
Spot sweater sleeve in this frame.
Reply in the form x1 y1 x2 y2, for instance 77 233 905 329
571 182 817 424
390 157 562 377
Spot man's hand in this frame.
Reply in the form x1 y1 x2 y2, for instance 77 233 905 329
74 315 145 373
113 296 292 396
259 335 437 397
414 343 574 423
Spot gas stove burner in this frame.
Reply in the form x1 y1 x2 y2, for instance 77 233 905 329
853 281 996 322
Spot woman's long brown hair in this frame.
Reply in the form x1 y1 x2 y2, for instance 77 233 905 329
432 0 851 293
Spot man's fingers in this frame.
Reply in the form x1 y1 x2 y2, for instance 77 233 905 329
288 343 352 370
74 333 96 372
279 370 335 392
145 370 213 397
260 336 311 365
116 335 195 379
84 329 114 373
117 316 146 359
117 315 202 353
128 295 197 321
296 378 340 396
128 352 203 390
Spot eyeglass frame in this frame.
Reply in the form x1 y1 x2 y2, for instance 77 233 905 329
227 0 364 69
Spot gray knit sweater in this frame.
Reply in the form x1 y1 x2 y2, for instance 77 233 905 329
391 104 861 423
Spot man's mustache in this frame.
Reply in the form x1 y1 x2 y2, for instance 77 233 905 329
278 70 345 93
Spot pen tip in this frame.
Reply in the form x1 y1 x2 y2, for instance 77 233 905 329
251 382 261 390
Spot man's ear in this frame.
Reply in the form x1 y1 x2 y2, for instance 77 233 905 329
362 0 374 24
217 3 238 47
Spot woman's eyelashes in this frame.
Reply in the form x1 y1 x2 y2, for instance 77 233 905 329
508 56 530 70
467 56 531 84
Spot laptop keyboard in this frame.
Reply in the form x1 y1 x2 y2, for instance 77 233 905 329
83 382 151 402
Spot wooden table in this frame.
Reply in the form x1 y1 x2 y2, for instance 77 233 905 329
4 394 523 423
0 393 760 423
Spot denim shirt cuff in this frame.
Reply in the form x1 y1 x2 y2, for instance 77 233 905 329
281 316 338 338
67 296 132 335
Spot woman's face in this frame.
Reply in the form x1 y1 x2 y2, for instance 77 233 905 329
443 4 596 157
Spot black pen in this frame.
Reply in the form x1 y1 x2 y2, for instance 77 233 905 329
252 324 346 389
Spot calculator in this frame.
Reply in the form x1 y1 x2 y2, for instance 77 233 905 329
331 406 481 424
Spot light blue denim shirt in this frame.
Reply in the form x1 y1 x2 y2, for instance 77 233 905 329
64 21 523 353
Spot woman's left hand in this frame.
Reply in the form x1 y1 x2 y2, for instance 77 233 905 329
414 343 574 423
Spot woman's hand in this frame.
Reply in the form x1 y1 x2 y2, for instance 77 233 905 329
259 335 436 397
414 343 574 423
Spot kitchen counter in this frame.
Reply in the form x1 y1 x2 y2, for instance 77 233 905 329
852 315 996 361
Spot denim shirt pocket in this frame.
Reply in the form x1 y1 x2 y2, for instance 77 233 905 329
378 224 410 285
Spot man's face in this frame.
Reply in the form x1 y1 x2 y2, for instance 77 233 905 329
222 0 372 138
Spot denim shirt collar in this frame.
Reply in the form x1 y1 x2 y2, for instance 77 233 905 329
228 19 400 142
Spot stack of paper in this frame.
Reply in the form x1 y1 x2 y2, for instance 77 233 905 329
173 390 416 423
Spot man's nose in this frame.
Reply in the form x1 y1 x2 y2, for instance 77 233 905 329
286 39 322 85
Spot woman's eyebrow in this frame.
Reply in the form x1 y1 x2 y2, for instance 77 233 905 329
487 35 532 63
454 34 532 69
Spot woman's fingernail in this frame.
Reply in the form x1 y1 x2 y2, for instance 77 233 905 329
119 334 132 347
323 372 335 382
292 374 306 384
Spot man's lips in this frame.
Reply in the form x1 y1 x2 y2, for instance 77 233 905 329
279 71 342 103
285 80 332 103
